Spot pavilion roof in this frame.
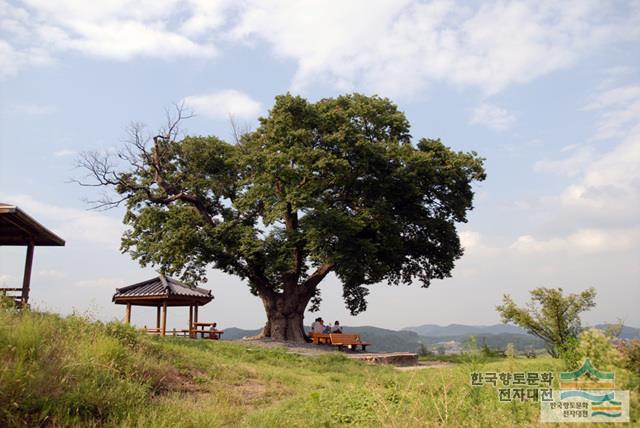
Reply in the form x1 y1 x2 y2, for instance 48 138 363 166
0 203 65 246
113 275 213 306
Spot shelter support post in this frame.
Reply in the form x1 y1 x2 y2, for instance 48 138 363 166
194 305 199 324
161 302 167 336
20 241 34 306
125 303 131 324
156 306 161 329
188 305 193 338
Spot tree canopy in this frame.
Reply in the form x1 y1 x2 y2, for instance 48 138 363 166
80 93 486 341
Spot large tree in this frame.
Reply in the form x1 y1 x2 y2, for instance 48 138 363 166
79 94 485 342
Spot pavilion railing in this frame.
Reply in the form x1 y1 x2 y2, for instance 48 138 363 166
139 326 191 337
0 288 24 306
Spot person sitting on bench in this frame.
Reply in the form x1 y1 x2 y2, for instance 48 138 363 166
321 319 332 333
331 321 343 333
209 322 219 339
310 317 321 334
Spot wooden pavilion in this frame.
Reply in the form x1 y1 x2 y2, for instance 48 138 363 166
0 203 65 306
113 275 213 336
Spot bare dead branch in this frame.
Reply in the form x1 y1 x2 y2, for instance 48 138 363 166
228 114 247 145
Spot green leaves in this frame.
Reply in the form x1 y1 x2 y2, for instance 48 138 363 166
108 93 485 315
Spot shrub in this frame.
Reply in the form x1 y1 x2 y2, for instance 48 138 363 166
417 342 432 357
558 337 581 370
618 339 640 376
505 343 516 359
576 328 620 370
104 320 141 348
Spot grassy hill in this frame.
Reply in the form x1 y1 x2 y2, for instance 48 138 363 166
1 308 638 426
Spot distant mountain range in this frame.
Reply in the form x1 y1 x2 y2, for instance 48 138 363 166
402 323 526 337
593 324 640 340
404 323 640 340
222 323 640 353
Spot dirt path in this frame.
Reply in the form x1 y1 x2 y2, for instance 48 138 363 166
232 337 341 356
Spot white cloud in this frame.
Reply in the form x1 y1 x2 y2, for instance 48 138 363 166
0 193 124 249
11 103 57 115
469 103 515 131
511 228 640 255
583 85 640 111
36 269 67 279
534 146 594 177
53 149 77 157
0 39 51 79
3 1 638 96
581 84 640 139
183 89 261 120
75 278 125 289
556 87 640 223
459 230 481 250
0 0 228 77
518 80 640 254
0 274 16 286
230 1 638 96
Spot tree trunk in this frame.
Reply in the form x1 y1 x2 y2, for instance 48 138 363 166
256 291 310 343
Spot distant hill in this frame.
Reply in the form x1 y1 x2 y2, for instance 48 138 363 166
421 332 545 351
223 327 261 340
221 323 639 353
222 326 422 352
222 325 544 353
402 323 526 337
340 326 423 352
594 324 640 339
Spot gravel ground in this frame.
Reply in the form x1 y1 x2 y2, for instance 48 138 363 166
231 338 441 370
232 337 344 356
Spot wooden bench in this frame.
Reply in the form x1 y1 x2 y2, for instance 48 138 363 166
309 332 332 345
329 334 370 351
189 329 225 339
308 332 371 351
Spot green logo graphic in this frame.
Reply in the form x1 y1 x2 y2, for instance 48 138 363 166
559 359 615 390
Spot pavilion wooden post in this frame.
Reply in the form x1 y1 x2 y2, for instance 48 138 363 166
156 306 161 329
194 305 199 324
125 303 131 324
20 241 34 306
188 305 193 338
161 302 168 336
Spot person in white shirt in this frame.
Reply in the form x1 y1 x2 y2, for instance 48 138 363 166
312 318 325 333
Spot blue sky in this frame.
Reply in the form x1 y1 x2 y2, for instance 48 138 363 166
1 0 639 330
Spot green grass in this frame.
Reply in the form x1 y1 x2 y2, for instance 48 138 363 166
1 307 638 427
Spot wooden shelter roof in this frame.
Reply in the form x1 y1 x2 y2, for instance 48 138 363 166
113 275 213 306
0 203 65 246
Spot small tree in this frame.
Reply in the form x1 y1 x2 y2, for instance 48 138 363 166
481 338 495 358
417 342 432 357
496 287 596 358
505 343 516 359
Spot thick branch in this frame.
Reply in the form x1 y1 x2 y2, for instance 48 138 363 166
303 263 335 295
